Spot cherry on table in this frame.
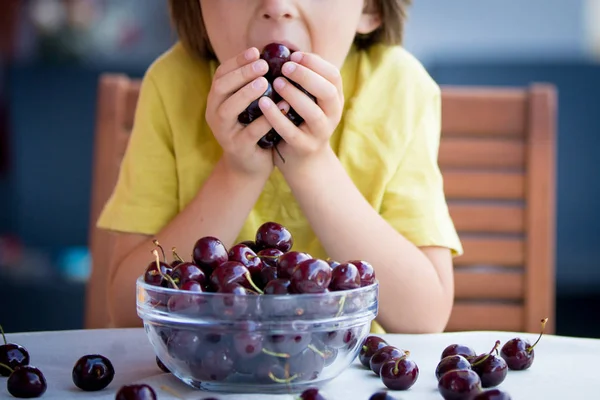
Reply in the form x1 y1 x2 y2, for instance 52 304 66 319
473 389 513 400
369 391 398 400
440 343 477 360
469 341 507 388
156 356 170 373
500 317 548 371
0 325 30 377
72 354 115 391
370 346 405 376
298 387 327 400
115 384 157 400
379 350 419 390
255 222 293 253
359 335 388 368
438 369 482 400
1 363 47 398
435 354 471 380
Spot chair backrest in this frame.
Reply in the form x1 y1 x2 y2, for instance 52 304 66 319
86 74 557 334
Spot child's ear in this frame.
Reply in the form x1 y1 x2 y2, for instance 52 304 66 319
357 7 382 35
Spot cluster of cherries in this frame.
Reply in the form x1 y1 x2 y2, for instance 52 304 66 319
238 43 317 161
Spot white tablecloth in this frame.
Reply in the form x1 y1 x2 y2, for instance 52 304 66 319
1 328 598 399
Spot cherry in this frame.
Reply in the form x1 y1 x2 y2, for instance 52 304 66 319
257 248 284 267
167 282 208 315
237 82 280 125
369 392 398 400
190 345 234 381
473 389 513 399
228 243 263 276
115 384 157 400
170 262 206 287
359 335 388 368
290 259 332 294
329 262 361 291
0 363 47 398
72 354 115 391
264 278 291 294
257 128 283 150
263 333 312 357
298 387 326 400
348 260 376 286
232 332 263 359
317 329 356 349
470 347 507 388
438 369 482 400
238 240 261 253
192 236 229 274
370 346 405 376
326 259 341 269
380 351 419 390
441 343 477 360
277 251 312 279
0 325 30 377
166 330 203 361
435 355 471 380
255 222 293 253
261 43 292 81
170 246 185 267
156 356 170 373
500 317 548 371
209 261 263 294
212 283 251 318
288 346 325 381
143 257 172 288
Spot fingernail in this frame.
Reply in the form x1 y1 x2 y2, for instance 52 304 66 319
279 101 290 113
259 96 272 109
252 78 264 90
274 77 286 90
245 48 256 60
283 62 296 74
253 60 266 73
290 52 303 62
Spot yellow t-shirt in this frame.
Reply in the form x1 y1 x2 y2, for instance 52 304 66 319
97 42 463 334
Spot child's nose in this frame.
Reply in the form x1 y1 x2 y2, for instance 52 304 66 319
259 0 295 20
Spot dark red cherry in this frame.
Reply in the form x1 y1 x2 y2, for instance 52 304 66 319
359 336 388 368
143 259 172 288
438 369 482 400
473 389 513 400
380 351 419 390
441 343 477 360
210 261 263 293
264 278 290 294
72 354 115 391
290 259 332 294
257 248 284 268
277 251 312 279
369 392 398 400
298 387 326 400
192 236 228 274
167 282 207 315
500 318 548 371
233 332 263 359
0 326 30 377
228 244 263 276
238 240 261 253
115 384 157 400
260 43 291 81
348 260 376 286
5 365 47 398
255 222 293 253
171 262 206 287
370 346 405 376
329 262 361 291
156 356 170 373
237 82 280 125
257 128 283 150
212 283 250 318
470 354 507 388
435 355 471 380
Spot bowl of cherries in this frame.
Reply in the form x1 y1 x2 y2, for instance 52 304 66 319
136 221 379 394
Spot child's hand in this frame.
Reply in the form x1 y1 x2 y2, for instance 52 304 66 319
258 52 344 168
206 47 282 178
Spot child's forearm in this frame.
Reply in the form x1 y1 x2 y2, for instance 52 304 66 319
281 148 452 334
108 156 270 327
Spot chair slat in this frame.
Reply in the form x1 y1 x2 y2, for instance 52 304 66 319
449 203 525 233
444 171 525 200
455 237 525 267
439 138 526 169
446 303 524 332
454 271 524 300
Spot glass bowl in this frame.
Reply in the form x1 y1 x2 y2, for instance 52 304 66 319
136 277 378 394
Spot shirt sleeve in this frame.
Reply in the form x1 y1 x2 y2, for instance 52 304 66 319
379 89 463 256
96 71 179 235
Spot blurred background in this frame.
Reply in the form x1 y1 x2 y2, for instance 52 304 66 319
0 0 598 336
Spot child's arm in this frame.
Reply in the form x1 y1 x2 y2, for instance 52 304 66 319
103 48 279 327
259 53 456 334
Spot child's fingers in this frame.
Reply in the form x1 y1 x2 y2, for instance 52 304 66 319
258 96 304 149
289 52 343 95
211 59 269 103
217 77 269 126
272 77 325 129
239 101 290 146
213 47 260 79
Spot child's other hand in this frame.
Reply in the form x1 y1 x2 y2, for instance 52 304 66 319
258 52 344 168
206 47 282 178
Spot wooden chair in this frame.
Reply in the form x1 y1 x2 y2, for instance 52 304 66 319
85 74 557 334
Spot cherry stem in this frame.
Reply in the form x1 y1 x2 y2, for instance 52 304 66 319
244 272 264 294
393 351 410 375
153 240 166 262
308 344 326 358
171 247 184 263
335 295 346 317
527 317 548 352
152 250 179 290
471 340 501 367
262 348 290 358
274 144 285 164
0 324 6 345
0 362 13 374
269 371 298 384
160 385 184 399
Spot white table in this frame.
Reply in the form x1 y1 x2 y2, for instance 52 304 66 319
1 328 598 399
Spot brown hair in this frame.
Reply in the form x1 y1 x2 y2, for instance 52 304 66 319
168 0 412 60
